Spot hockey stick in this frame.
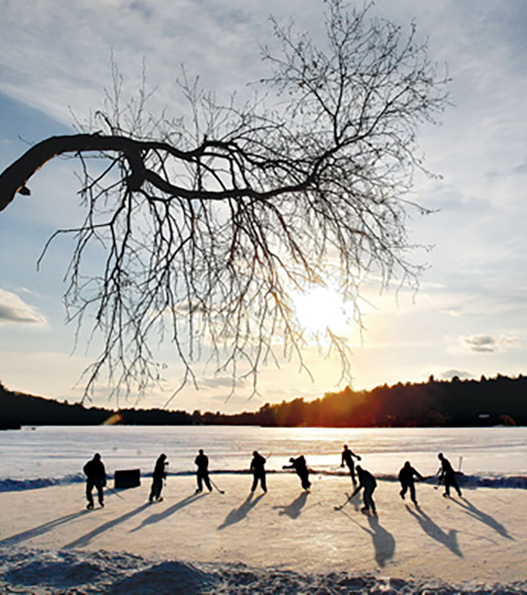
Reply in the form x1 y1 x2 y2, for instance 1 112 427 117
106 485 126 501
210 477 225 494
334 492 355 511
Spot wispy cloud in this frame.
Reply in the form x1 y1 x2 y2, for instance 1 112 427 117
456 334 521 354
0 0 322 125
0 289 47 326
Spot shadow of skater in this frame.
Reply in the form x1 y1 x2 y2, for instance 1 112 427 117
0 510 89 547
63 503 151 549
273 491 309 519
131 493 205 532
363 513 395 568
218 492 266 530
451 497 513 540
336 506 394 567
406 504 463 557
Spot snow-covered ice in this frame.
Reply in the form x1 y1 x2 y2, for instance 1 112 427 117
0 426 526 593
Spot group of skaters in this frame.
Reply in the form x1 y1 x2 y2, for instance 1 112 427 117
337 446 462 515
83 446 462 514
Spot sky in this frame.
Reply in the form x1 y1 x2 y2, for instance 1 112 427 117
0 0 526 414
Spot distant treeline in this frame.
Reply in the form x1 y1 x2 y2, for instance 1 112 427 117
1 374 526 429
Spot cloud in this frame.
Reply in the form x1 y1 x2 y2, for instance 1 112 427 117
458 334 521 354
0 289 47 326
0 0 321 126
439 369 473 380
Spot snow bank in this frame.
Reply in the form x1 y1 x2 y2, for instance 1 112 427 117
0 548 527 595
2 470 527 492
2 546 526 594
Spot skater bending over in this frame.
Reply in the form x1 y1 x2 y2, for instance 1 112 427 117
398 461 424 505
83 453 106 510
351 465 377 515
250 451 267 493
195 449 212 493
341 444 361 486
149 453 168 502
437 453 462 498
283 455 311 491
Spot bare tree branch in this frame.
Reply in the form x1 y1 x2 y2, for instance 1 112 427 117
0 0 449 402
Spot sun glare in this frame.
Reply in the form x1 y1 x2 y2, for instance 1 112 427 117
294 287 354 336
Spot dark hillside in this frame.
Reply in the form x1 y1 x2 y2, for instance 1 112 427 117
1 374 526 428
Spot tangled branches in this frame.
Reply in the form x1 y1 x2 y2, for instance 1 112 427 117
0 0 449 401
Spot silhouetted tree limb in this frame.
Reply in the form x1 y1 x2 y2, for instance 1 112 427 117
0 0 449 402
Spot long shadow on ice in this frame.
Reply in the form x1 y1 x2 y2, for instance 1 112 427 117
405 504 463 557
130 492 205 532
273 491 309 519
339 508 395 568
218 492 266 530
450 497 513 540
364 514 395 568
0 510 89 547
64 504 150 549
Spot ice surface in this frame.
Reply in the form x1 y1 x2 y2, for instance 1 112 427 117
0 426 526 594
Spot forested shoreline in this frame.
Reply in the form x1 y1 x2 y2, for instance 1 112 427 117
1 374 526 429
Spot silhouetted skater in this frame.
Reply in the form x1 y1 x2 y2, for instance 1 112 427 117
83 453 106 510
398 460 424 505
341 444 361 486
437 453 462 497
149 453 168 503
283 455 311 490
351 465 377 515
195 449 212 493
250 451 267 493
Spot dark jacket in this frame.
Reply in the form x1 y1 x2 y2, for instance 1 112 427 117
83 456 106 485
195 453 209 472
285 455 308 475
356 467 376 490
439 457 456 480
341 448 359 466
398 463 423 485
251 452 266 474
153 455 168 480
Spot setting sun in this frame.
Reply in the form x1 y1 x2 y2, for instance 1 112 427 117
294 287 354 336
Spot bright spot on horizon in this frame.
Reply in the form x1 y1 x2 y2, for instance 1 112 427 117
294 287 354 336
